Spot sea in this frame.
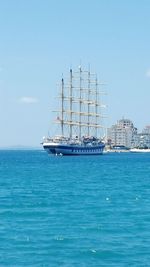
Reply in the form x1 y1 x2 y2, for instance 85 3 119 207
0 150 150 267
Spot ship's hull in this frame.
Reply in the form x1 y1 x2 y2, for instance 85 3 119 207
43 142 105 156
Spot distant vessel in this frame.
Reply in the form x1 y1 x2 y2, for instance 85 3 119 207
42 66 105 155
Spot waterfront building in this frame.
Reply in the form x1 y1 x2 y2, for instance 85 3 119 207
142 125 150 135
107 118 137 148
132 126 150 148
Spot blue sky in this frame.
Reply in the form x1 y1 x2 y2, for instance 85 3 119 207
0 0 150 147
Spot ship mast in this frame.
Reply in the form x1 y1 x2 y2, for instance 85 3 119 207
88 68 90 136
79 66 82 139
69 69 73 139
61 78 64 136
95 75 98 137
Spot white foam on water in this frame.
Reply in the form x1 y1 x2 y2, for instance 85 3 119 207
91 249 97 253
55 236 64 241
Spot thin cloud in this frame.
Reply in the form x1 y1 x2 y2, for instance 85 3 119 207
19 97 39 104
146 69 150 78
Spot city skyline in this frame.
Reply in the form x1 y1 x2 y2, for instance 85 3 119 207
1 1 150 147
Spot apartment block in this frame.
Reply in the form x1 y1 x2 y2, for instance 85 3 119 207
107 119 137 148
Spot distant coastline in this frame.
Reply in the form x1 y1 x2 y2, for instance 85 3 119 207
0 146 42 150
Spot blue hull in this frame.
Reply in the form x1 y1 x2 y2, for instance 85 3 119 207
43 143 105 156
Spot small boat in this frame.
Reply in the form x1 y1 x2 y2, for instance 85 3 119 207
42 66 106 156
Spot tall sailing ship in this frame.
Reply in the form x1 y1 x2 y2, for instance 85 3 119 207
43 66 106 155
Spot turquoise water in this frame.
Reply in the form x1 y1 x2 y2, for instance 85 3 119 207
0 150 150 266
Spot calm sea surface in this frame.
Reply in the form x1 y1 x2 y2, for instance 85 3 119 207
0 150 150 266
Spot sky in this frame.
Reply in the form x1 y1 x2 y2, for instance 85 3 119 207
0 0 150 147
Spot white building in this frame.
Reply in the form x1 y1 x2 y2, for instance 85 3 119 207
107 119 137 148
132 126 150 148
